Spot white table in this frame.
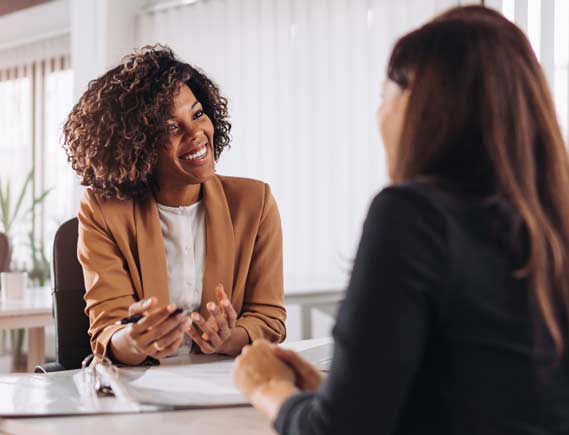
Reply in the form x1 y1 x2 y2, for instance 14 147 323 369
285 288 344 339
0 286 52 372
4 407 276 435
0 338 332 435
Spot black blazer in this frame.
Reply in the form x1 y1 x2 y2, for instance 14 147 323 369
275 182 569 435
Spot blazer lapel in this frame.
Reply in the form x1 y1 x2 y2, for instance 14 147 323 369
134 195 170 305
201 176 235 318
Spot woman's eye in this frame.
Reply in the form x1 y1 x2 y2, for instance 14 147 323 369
167 124 179 133
193 110 204 120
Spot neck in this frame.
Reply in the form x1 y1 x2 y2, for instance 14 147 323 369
155 183 202 207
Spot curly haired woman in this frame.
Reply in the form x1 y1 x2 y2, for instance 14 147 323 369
63 46 286 365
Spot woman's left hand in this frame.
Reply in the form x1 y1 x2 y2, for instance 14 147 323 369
233 340 299 420
188 284 247 355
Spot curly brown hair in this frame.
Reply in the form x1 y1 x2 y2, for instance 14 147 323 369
63 45 231 200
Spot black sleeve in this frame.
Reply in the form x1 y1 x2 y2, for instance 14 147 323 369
274 187 448 435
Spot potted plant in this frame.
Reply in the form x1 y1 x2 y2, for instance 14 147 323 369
0 168 51 371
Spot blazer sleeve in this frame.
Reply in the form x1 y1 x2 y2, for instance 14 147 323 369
273 187 447 434
236 184 287 343
77 191 137 357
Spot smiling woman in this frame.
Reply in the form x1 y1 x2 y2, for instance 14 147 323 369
62 45 286 366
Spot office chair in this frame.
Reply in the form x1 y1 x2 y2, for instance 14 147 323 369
0 232 11 272
35 218 92 372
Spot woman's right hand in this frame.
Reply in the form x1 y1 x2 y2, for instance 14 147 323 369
110 297 191 365
272 347 324 391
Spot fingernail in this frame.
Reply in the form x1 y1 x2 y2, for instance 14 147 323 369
144 299 152 308
167 304 176 312
192 313 201 321
207 302 216 311
223 299 230 307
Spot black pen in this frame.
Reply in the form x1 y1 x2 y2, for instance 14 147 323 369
115 307 186 325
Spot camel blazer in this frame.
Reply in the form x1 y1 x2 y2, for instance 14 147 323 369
77 175 287 357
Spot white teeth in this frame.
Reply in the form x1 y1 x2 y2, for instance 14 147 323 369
180 146 207 161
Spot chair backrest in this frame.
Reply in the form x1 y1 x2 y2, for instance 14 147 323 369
0 232 11 272
52 218 92 369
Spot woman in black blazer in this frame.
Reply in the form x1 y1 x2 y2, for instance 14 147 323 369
233 6 569 435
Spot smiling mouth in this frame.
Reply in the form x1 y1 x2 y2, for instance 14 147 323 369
179 144 208 161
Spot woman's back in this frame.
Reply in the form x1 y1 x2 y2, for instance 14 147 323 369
273 182 569 435
392 182 569 434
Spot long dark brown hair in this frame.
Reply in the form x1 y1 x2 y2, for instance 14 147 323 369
388 6 569 357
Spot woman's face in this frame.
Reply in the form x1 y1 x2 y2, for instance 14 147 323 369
155 84 215 188
376 79 410 179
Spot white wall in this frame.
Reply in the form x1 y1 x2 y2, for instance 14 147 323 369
0 0 69 48
0 0 69 70
70 0 146 100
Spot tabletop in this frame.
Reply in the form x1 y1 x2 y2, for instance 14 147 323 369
0 286 51 317
0 338 333 435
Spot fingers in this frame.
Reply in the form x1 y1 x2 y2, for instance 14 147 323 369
128 297 156 316
130 304 177 336
154 333 185 359
273 347 310 369
207 302 231 341
142 321 186 357
187 324 215 354
214 284 226 306
222 299 237 329
191 312 223 348
138 311 188 348
213 284 237 328
273 347 322 391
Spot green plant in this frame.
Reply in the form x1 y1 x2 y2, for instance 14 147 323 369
0 168 52 371
27 231 50 287
0 169 52 236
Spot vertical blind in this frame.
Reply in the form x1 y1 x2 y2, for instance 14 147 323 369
486 0 569 140
138 0 459 291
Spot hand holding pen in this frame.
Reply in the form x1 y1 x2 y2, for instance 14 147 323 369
110 297 192 363
116 306 186 325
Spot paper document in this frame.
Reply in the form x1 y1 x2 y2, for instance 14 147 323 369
117 337 333 408
118 356 245 407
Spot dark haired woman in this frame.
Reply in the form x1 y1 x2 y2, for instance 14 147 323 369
233 6 569 434
64 46 286 366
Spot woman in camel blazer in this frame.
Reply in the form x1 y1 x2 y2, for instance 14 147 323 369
63 46 286 365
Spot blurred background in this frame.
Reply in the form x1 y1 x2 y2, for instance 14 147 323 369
0 0 566 371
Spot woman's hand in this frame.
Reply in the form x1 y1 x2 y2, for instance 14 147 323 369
233 340 299 421
187 284 249 356
273 347 324 391
110 297 191 365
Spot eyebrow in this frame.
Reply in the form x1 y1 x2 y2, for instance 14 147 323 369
170 100 201 122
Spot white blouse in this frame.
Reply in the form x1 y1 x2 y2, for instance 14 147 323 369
157 201 206 314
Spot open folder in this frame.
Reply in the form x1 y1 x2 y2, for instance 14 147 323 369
0 338 333 417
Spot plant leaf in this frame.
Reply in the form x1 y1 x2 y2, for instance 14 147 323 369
28 188 52 213
0 179 8 233
5 180 10 233
9 170 33 230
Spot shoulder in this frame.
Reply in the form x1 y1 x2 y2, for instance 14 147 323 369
366 181 449 242
215 174 274 211
212 175 280 230
216 175 268 198
79 188 136 226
